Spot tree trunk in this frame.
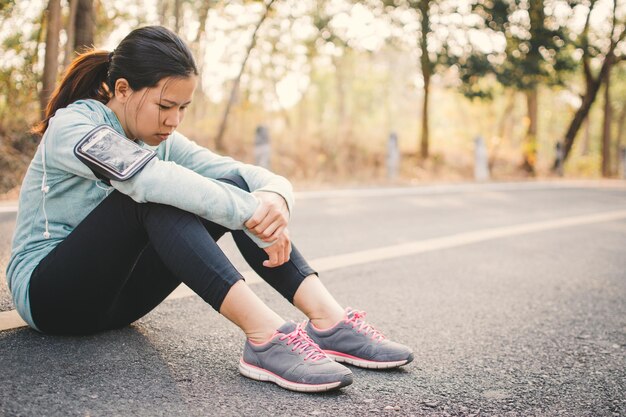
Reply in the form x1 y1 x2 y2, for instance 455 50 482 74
193 1 211 44
214 0 276 152
557 8 622 166
489 89 516 170
63 0 78 67
333 54 347 141
522 87 538 174
420 72 430 159
32 7 47 68
601 63 612 177
158 0 169 25
614 105 626 174
418 0 431 159
190 1 212 94
74 0 94 52
558 61 611 164
581 117 590 155
269 45 292 130
174 0 181 33
40 0 62 117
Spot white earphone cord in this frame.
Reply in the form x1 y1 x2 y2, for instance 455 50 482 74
41 138 51 239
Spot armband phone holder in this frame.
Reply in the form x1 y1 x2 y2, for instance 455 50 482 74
74 125 156 184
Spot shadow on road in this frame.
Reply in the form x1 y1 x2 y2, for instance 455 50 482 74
0 325 193 416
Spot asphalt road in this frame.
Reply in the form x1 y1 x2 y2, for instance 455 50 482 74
1 181 625 416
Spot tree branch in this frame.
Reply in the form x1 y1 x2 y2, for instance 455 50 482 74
616 24 626 44
610 0 617 41
581 1 595 82
213 0 276 151
193 0 212 44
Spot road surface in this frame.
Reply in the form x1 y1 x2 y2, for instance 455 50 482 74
1 181 625 416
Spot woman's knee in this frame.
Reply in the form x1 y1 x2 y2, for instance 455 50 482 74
218 174 250 192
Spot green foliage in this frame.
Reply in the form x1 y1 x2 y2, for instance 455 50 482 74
454 0 579 99
455 55 496 100
0 5 43 131
0 0 15 14
0 0 620 185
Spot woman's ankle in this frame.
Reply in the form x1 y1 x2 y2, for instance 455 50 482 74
309 313 344 331
219 280 287 344
294 275 346 329
246 321 286 344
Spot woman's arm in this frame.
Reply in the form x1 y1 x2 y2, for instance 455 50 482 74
46 107 272 248
167 132 295 215
110 158 271 246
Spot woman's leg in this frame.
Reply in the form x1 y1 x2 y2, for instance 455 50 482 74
103 247 284 342
218 175 345 329
212 175 411 370
218 280 284 343
29 191 283 339
292 275 345 328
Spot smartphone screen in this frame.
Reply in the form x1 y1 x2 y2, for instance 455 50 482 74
79 129 153 176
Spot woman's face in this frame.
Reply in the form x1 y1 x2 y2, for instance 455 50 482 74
117 75 197 146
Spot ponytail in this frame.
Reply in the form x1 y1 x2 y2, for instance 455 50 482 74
33 26 197 137
33 49 111 136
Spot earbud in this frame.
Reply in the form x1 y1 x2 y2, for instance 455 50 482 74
42 185 50 193
43 231 50 239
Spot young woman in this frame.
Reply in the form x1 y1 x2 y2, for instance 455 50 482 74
7 26 413 393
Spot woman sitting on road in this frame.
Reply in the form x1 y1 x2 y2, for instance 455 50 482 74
6 26 413 393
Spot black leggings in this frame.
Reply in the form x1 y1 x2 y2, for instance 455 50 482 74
29 175 316 335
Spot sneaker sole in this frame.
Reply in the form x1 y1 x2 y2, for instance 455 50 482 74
325 351 414 369
238 359 353 393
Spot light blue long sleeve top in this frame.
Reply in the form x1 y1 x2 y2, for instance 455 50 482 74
6 99 294 331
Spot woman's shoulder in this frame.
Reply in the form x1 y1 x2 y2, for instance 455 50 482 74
51 99 108 127
45 100 117 145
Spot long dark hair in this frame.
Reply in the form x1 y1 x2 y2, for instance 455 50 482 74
34 26 198 136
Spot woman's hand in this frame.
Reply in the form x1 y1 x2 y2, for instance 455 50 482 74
262 228 292 268
245 191 290 242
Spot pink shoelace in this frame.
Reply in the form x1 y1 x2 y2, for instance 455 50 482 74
279 323 326 361
345 308 386 342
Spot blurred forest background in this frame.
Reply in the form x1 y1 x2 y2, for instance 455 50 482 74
0 0 624 195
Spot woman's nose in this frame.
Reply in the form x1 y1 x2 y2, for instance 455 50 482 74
164 112 180 128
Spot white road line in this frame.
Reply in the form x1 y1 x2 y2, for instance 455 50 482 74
308 210 626 271
0 206 18 213
2 209 625 333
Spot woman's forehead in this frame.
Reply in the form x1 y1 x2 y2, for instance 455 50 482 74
152 76 197 102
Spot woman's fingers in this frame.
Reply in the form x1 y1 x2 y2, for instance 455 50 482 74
245 201 269 230
260 223 286 242
262 231 291 267
284 240 291 263
283 229 291 261
279 231 291 263
263 250 276 268
267 225 286 242
253 214 279 238
272 249 281 266
264 250 283 267
245 199 288 239
263 242 279 268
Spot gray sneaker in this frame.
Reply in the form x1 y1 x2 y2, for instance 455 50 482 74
305 308 414 369
239 321 353 392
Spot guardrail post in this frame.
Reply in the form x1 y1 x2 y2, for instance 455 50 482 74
387 132 399 180
254 125 270 169
474 135 489 181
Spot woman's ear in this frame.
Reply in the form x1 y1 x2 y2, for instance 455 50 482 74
114 78 133 102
